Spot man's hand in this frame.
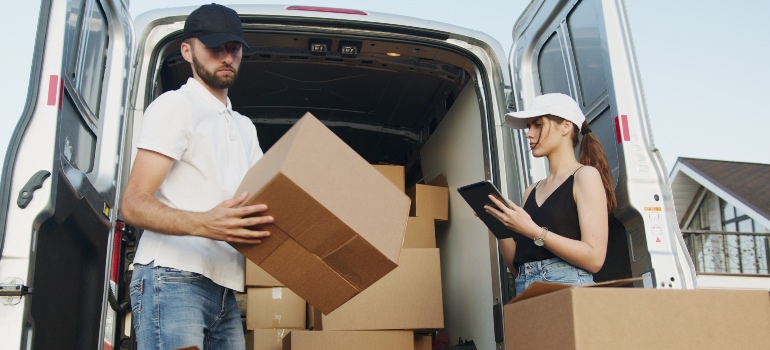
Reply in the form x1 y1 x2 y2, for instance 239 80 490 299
190 192 273 243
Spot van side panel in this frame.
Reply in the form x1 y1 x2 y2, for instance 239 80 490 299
421 84 496 348
0 0 134 349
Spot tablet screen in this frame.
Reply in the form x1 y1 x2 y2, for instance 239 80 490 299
457 181 515 239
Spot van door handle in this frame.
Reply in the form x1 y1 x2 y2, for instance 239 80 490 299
17 170 51 209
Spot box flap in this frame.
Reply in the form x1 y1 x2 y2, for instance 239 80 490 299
427 173 448 187
507 277 642 304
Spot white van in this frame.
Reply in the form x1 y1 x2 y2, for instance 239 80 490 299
0 0 696 349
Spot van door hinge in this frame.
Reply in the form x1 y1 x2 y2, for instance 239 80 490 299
116 219 136 242
1 278 32 305
17 170 51 208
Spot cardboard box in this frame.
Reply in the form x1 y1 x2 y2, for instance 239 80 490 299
414 334 432 350
403 216 436 248
504 280 770 350
406 175 448 221
247 287 306 330
310 248 444 331
373 164 405 192
245 329 289 350
246 259 283 287
231 113 411 314
283 330 414 350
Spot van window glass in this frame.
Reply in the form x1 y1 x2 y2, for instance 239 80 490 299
567 0 608 109
74 1 108 119
61 92 96 172
588 106 619 185
537 32 570 96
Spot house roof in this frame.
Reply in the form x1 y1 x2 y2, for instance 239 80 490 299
670 157 770 227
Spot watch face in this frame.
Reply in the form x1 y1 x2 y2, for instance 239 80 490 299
534 238 544 246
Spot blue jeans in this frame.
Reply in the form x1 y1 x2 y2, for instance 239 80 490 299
129 262 245 350
514 257 594 296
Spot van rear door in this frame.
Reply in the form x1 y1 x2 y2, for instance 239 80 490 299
0 0 133 349
508 0 696 289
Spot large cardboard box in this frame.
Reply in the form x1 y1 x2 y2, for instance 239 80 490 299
246 287 306 330
283 330 414 350
373 164 405 192
232 113 411 314
406 175 448 221
245 329 289 350
403 216 436 248
310 248 444 331
504 280 770 350
246 259 282 287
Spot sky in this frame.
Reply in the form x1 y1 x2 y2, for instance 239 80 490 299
2 1 769 178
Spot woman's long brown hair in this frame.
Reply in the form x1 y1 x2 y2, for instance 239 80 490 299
573 121 617 212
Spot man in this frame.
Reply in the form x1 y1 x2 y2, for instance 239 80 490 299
121 4 270 349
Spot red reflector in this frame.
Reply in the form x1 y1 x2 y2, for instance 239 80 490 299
47 75 59 106
286 5 367 15
614 115 631 144
110 229 122 284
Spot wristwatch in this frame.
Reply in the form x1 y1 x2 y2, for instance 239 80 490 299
534 227 549 246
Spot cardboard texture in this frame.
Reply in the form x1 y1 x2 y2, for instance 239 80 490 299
246 259 282 287
373 164 405 192
403 216 436 248
246 329 289 350
231 113 410 314
406 183 448 221
414 334 432 350
504 283 770 350
311 248 444 331
246 287 306 330
283 330 414 350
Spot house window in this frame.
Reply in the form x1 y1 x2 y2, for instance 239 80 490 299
685 193 769 275
719 200 768 274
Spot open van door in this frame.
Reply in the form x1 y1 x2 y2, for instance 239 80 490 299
0 0 134 349
508 0 696 291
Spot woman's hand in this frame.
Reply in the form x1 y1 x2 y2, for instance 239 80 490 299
484 195 540 239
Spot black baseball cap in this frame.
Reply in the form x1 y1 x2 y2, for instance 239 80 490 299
183 3 249 49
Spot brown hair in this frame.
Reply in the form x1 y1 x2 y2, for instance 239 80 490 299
571 121 617 212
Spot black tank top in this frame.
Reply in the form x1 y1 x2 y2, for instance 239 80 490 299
512 170 582 268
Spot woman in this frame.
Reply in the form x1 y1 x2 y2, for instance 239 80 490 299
485 93 616 296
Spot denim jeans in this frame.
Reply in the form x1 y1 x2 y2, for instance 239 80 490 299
514 257 594 296
129 262 245 350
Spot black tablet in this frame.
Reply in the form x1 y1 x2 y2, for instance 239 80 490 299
457 180 515 239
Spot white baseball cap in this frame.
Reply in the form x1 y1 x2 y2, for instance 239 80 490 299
505 93 585 131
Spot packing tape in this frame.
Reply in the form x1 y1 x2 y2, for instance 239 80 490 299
272 314 282 328
272 287 282 299
275 329 286 345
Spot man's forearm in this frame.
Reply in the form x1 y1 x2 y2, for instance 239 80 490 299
121 192 200 237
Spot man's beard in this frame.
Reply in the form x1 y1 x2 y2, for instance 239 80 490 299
192 54 239 89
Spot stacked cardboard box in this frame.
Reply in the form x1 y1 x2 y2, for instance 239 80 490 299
244 286 304 350
297 164 448 349
504 279 770 350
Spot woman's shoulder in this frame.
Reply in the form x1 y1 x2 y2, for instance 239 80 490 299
573 165 602 187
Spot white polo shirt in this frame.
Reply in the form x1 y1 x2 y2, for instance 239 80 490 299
133 77 262 292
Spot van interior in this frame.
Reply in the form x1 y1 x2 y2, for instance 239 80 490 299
153 32 475 185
